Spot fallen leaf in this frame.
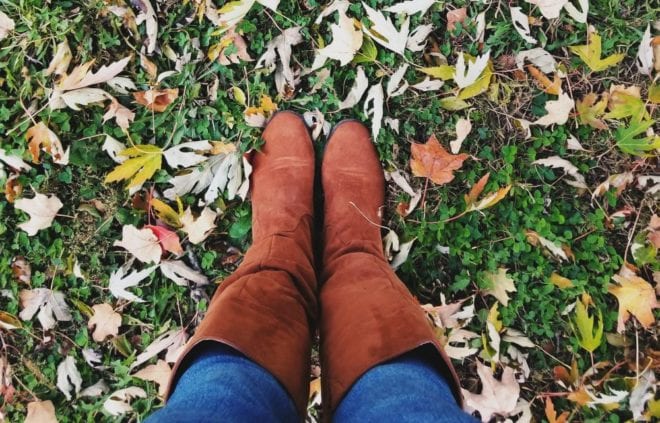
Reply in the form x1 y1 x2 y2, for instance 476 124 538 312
533 92 574 126
532 155 587 189
180 207 218 244
103 387 147 416
25 400 57 423
132 0 157 53
576 93 608 130
45 40 72 77
132 359 171 397
160 259 209 287
145 225 184 256
317 9 363 66
608 271 658 332
211 28 253 65
104 144 163 188
526 0 567 19
79 379 110 398
405 24 433 52
103 98 135 130
57 356 82 401
572 295 603 352
592 172 634 199
454 51 490 89
25 122 69 165
130 328 188 370
338 66 369 110
385 0 435 16
511 7 536 44
0 11 14 40
14 193 63 236
163 140 213 169
102 135 127 163
19 288 72 329
108 263 158 303
450 117 472 153
569 27 625 72
549 272 574 289
133 88 179 112
525 230 569 262
527 65 561 95
88 304 122 342
164 151 250 204
0 148 31 172
410 134 469 185
114 225 162 264
361 3 410 55
390 238 416 270
484 268 516 306
255 27 303 97
615 119 660 157
446 7 468 31
516 48 557 73
363 83 384 140
386 64 409 98
636 24 654 75
545 397 569 423
462 361 520 422
629 369 656 420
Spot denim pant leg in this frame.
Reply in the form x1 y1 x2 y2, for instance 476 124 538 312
145 343 298 423
334 350 477 423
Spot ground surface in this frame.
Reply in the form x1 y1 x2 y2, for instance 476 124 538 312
0 0 658 421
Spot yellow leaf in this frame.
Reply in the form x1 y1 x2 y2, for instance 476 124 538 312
105 145 163 188
420 65 455 80
483 268 516 307
487 303 503 332
576 93 608 130
466 185 511 213
569 29 625 72
438 96 469 110
150 198 182 228
572 295 603 352
604 88 648 121
649 83 660 104
608 272 658 332
232 86 246 106
549 272 574 289
458 60 493 100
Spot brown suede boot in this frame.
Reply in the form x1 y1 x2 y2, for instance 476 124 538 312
319 121 462 418
166 111 318 417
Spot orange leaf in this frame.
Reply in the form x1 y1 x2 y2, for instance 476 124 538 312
567 386 591 406
465 173 489 205
133 88 179 112
25 122 68 164
447 7 468 32
145 225 184 256
410 134 468 185
527 65 561 95
545 398 569 423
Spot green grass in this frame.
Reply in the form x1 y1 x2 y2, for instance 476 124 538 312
0 0 658 421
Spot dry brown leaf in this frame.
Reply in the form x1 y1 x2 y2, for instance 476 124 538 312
608 271 658 332
88 303 122 342
4 174 22 203
11 256 31 284
132 359 171 397
410 134 469 185
447 7 467 32
133 88 179 112
25 122 69 165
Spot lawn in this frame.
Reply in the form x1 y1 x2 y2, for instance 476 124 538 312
0 0 658 421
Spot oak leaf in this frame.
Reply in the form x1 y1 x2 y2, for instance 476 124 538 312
410 134 468 185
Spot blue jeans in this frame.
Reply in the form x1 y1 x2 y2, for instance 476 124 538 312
147 344 475 422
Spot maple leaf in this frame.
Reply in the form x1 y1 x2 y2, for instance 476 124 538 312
454 51 490 89
145 225 184 256
45 40 72 77
385 0 435 16
114 225 162 264
615 119 660 157
410 134 468 185
315 8 363 66
463 173 512 214
533 92 574 126
484 268 516 306
532 156 587 189
525 230 569 262
180 207 218 244
446 7 468 31
361 3 410 55
255 27 303 98
569 28 625 72
132 360 171 397
608 272 658 332
88 304 122 342
104 144 163 188
576 93 608 129
25 122 69 165
108 264 158 302
338 67 369 110
571 295 603 352
449 117 472 154
130 328 188 370
163 140 212 169
462 361 520 421
14 192 63 236
511 7 536 44
133 88 179 112
364 83 384 140
160 260 209 287
103 98 135 130
545 398 569 423
19 288 72 330
527 65 561 95
208 28 253 64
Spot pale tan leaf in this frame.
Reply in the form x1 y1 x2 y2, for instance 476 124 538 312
533 156 587 189
103 387 147 416
384 0 435 16
484 268 516 306
0 11 14 40
362 2 410 55
533 92 574 126
180 207 218 244
15 193 63 236
103 98 135 130
88 304 122 342
57 356 82 401
160 259 210 287
113 225 162 264
130 329 188 370
317 10 363 65
450 117 472 154
19 288 72 330
462 361 520 422
25 400 57 423
108 264 158 303
45 40 72 77
132 360 171 397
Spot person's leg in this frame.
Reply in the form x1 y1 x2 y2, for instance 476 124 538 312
146 343 297 422
319 121 463 418
162 112 318 418
334 349 476 423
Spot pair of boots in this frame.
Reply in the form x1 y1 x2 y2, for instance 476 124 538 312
166 112 461 419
